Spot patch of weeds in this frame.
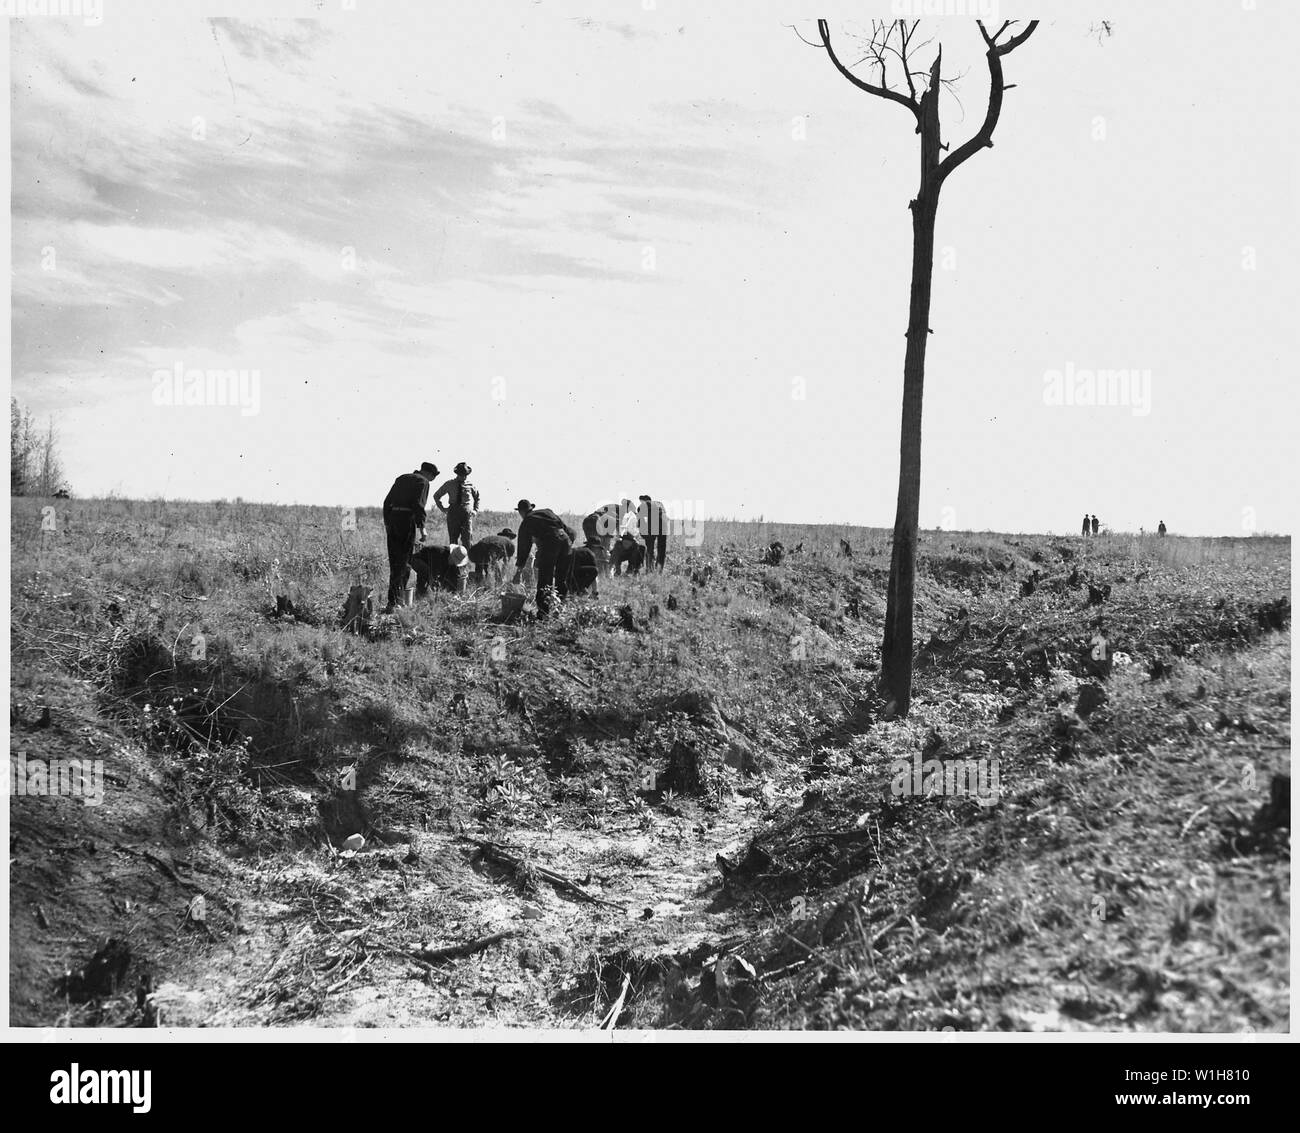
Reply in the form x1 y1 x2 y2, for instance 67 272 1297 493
162 734 269 843
512 853 542 897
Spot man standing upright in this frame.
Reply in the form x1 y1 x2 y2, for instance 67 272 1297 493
582 498 634 574
638 494 668 572
1081 513 1091 537
434 462 480 549
1091 515 1100 536
382 461 437 612
512 499 576 618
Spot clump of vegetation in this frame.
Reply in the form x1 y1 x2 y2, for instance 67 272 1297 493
8 496 1289 1031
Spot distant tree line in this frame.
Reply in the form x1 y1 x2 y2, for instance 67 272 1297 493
11 398 69 497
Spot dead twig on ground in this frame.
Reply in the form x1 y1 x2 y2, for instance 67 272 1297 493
248 924 312 1001
403 930 518 965
759 956 811 983
324 952 372 995
467 838 624 909
872 914 911 950
547 665 592 688
600 972 632 1030
1180 804 1210 840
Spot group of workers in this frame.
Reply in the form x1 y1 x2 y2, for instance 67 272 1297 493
1080 514 1167 537
381 462 669 616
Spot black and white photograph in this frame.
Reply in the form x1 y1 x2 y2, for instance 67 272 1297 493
4 0 1292 1056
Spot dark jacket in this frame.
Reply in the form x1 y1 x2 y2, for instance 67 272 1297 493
569 545 599 593
469 534 515 569
516 508 576 567
584 502 626 539
384 471 430 528
409 545 468 593
611 535 645 573
638 499 668 541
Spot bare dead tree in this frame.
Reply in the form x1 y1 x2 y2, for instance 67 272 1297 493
38 418 66 497
812 18 1039 717
11 399 69 497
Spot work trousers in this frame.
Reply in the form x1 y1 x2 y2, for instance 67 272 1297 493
534 538 573 618
447 509 474 549
385 513 417 607
643 532 667 572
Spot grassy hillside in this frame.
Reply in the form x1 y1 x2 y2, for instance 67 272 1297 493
8 496 1289 1030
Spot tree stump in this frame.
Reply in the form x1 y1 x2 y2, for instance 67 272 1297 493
341 585 373 635
659 740 703 795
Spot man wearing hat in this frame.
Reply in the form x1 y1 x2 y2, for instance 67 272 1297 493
512 499 576 618
382 461 438 612
434 462 480 550
447 543 471 592
610 531 645 575
410 541 472 595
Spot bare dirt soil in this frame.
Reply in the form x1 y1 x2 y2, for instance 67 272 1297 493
8 500 1290 1031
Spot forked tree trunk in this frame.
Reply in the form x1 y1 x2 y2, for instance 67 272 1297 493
880 74 942 716
813 20 1039 715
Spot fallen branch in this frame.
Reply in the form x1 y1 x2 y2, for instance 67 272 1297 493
600 972 632 1030
375 945 435 976
871 914 910 950
467 839 624 909
325 953 372 995
409 930 517 965
759 956 811 983
1179 804 1209 840
547 665 592 689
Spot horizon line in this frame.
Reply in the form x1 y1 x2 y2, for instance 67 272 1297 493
12 494 1291 540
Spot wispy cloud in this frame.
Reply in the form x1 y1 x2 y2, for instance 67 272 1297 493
14 5 1286 532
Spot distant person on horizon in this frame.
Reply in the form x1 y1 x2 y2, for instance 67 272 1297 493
434 462 480 549
1158 520 1167 536
1091 515 1100 536
512 499 576 618
382 461 437 612
1081 513 1091 537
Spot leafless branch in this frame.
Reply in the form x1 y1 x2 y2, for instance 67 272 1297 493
786 22 821 49
898 23 918 103
979 20 1010 48
937 19 1039 184
992 19 1040 57
817 19 920 122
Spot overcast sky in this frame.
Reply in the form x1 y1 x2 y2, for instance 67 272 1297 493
6 0 1297 534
